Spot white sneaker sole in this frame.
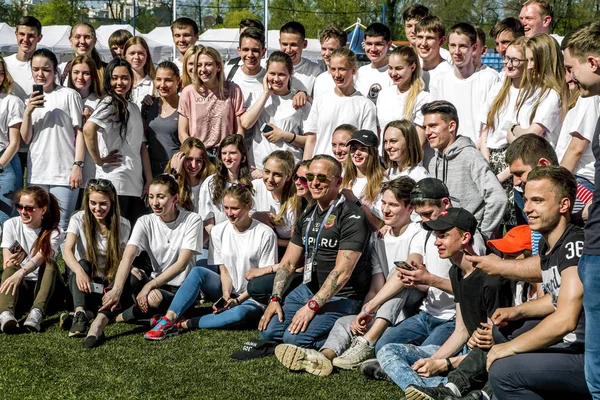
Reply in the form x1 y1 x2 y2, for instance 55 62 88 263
275 344 333 376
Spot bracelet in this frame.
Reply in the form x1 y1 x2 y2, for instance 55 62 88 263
362 307 375 317
287 133 297 144
446 358 454 372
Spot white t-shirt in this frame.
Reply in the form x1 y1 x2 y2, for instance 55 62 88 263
127 210 203 286
481 83 519 149
174 58 184 76
0 93 24 152
355 64 394 104
209 218 277 295
293 57 323 96
198 174 232 224
190 182 202 213
26 86 83 186
4 54 34 101
88 97 145 197
66 211 131 278
247 90 309 168
251 178 295 239
130 75 154 110
388 163 429 182
230 67 309 108
421 60 453 91
1 217 63 281
313 71 336 98
82 93 102 183
305 90 377 157
371 221 424 278
555 95 600 182
430 67 499 143
350 176 385 220
515 88 562 147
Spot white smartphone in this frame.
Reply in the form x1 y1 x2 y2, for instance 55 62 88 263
91 282 104 294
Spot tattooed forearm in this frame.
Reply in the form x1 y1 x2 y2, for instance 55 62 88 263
328 271 340 295
342 250 352 260
272 264 293 296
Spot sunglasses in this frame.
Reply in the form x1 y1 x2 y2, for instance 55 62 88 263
16 204 37 213
86 178 113 189
293 174 308 185
306 173 335 183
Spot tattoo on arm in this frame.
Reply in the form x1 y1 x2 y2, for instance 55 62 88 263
342 250 352 260
328 271 340 296
272 265 293 296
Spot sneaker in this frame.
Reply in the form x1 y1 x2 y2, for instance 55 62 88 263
144 316 179 340
405 384 459 400
359 358 389 381
69 311 89 337
332 336 374 370
150 314 162 327
83 333 105 349
274 344 333 377
59 312 74 331
23 308 43 332
0 311 18 333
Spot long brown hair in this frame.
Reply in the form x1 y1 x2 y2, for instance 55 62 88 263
382 120 423 171
212 135 252 206
68 55 103 97
0 56 14 94
342 144 386 204
389 46 424 120
14 187 61 262
81 181 122 281
262 150 297 226
123 36 156 79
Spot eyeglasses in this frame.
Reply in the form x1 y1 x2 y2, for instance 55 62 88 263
86 178 113 188
306 173 336 183
293 174 308 185
16 204 37 213
502 56 526 67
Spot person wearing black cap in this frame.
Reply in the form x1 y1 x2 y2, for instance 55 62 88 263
341 129 386 231
375 207 513 392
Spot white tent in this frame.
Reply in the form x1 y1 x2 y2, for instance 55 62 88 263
37 25 73 62
0 23 16 53
144 26 174 46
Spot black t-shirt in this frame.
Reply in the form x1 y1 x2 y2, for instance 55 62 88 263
450 265 513 336
290 194 371 300
144 99 182 176
584 117 600 254
539 224 585 344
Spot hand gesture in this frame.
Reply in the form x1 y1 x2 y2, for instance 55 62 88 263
258 301 284 331
170 152 186 173
288 305 316 334
412 358 445 378
100 150 123 167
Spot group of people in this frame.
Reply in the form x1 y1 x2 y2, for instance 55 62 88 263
0 1 599 398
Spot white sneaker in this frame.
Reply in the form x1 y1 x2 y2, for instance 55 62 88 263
274 344 333 376
23 308 43 332
0 311 18 333
332 336 374 370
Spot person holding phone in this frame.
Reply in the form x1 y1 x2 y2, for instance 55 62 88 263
0 186 63 333
60 179 131 338
86 174 202 348
144 183 277 340
20 48 85 235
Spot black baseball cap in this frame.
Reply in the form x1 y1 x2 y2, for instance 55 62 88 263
410 178 450 200
422 207 478 235
231 339 277 360
346 129 379 148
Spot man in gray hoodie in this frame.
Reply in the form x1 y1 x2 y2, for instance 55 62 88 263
423 100 507 238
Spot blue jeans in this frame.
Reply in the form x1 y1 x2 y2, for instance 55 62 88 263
259 284 362 349
579 254 600 398
378 343 449 390
0 155 22 225
36 184 79 234
169 267 263 329
375 311 456 353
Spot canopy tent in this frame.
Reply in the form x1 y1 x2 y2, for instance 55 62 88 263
0 23 16 53
145 26 174 46
37 25 73 61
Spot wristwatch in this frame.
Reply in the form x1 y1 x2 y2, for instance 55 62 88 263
307 299 320 312
270 295 282 303
73 161 84 168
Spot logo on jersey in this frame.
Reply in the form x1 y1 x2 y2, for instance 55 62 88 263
348 214 361 220
368 83 382 99
324 215 336 228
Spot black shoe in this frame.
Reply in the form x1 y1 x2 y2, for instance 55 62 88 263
405 384 459 400
359 358 389 381
83 333 105 349
59 312 74 331
69 311 89 337
456 390 482 400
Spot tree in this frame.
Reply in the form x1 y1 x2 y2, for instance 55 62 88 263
222 9 262 28
0 0 28 26
30 0 88 26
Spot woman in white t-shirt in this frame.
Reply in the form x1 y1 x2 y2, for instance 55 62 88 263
240 51 310 170
68 55 104 184
251 150 298 255
341 129 386 231
198 134 253 234
124 36 155 110
507 34 566 146
331 124 355 174
377 46 430 150
61 179 131 338
87 174 203 347
0 56 24 225
167 137 216 213
20 49 85 234
383 120 428 181
83 57 153 226
59 23 106 85
0 186 62 333
144 183 277 340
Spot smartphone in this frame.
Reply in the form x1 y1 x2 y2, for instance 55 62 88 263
32 84 44 107
394 261 415 271
213 297 227 313
91 282 104 294
8 240 23 254
260 123 274 134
